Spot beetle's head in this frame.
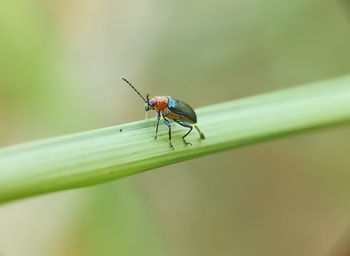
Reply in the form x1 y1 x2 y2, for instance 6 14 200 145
145 95 155 111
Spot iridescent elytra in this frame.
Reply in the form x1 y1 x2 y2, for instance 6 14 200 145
121 77 205 149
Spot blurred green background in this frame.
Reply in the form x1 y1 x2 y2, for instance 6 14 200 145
1 0 350 255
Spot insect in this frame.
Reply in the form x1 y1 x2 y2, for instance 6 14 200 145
121 77 205 149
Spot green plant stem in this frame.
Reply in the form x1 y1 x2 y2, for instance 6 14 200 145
1 76 350 203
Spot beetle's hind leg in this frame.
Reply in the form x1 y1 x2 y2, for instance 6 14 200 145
194 125 205 140
174 120 194 146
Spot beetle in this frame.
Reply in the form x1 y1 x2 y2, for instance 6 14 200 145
121 77 205 149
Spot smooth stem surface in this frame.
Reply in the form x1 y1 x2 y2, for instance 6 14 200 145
1 76 350 203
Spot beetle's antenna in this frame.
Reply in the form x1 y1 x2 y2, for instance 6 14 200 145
120 77 147 103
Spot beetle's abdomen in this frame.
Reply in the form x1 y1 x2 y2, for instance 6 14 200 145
167 97 197 124
152 96 169 111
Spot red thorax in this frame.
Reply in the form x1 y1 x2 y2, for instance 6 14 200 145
149 96 168 111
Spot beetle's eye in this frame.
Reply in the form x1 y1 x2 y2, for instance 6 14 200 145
145 103 150 111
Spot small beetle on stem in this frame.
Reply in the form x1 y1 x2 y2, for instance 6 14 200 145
121 77 205 149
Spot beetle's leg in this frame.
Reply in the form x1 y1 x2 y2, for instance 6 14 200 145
174 120 193 146
154 111 161 139
162 115 174 150
194 125 205 140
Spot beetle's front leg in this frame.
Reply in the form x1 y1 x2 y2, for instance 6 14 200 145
162 115 174 150
154 111 161 139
